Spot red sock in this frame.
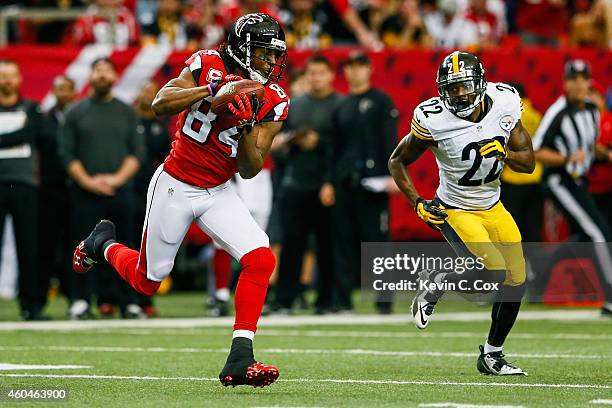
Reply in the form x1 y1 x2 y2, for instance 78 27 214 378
214 249 232 290
233 247 275 332
105 244 160 296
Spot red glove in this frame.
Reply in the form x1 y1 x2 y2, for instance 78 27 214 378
207 74 243 97
228 93 257 128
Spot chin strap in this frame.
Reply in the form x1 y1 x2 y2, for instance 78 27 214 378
227 35 268 85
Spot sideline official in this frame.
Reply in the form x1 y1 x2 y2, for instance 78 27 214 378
534 59 612 315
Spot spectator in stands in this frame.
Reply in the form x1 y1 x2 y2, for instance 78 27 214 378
39 75 76 302
132 80 170 317
18 0 86 43
288 68 311 97
358 0 400 42
379 0 432 49
278 0 333 49
464 0 502 47
423 0 479 49
183 0 225 50
60 57 145 319
218 0 281 29
319 0 384 49
515 0 568 46
140 0 191 49
500 83 543 242
0 60 47 320
273 55 340 314
329 51 398 313
70 0 139 48
570 0 609 48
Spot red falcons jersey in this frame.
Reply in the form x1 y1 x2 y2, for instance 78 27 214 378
163 50 290 188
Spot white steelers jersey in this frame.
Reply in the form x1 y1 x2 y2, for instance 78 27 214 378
410 82 523 210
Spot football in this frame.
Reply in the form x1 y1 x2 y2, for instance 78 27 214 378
211 79 265 117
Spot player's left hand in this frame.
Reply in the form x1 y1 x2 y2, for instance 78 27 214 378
207 74 243 97
228 93 258 128
478 139 507 160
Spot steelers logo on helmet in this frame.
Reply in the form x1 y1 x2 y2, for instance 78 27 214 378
436 51 487 118
226 13 288 85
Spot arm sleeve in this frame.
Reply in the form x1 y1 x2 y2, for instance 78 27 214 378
0 104 43 148
507 87 523 123
184 51 203 85
410 105 433 141
259 101 290 123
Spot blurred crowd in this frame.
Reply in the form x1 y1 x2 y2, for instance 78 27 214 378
1 45 611 320
3 0 612 50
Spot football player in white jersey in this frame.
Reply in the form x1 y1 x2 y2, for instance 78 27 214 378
389 51 535 375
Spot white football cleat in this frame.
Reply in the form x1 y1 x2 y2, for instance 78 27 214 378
411 269 438 329
477 345 528 376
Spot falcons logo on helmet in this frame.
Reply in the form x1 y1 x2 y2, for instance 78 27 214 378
235 14 265 36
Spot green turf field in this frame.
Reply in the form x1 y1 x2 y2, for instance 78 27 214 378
0 294 610 407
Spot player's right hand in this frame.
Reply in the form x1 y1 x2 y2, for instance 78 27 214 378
207 74 243 97
415 198 447 228
228 93 256 127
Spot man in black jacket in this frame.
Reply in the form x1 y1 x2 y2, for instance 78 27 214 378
0 59 46 320
327 51 399 312
273 55 340 313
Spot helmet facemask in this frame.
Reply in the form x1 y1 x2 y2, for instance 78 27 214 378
438 76 486 118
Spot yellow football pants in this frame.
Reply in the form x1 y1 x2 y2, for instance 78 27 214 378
443 201 526 287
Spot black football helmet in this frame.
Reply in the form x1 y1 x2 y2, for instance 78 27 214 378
436 51 487 118
226 13 288 84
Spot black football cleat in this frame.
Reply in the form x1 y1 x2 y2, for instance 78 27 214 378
219 337 279 388
207 297 230 317
477 345 528 376
73 220 116 273
219 361 279 388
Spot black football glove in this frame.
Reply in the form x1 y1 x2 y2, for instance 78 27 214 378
478 138 507 160
415 198 448 230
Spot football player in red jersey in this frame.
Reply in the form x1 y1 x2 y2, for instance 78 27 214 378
72 13 289 388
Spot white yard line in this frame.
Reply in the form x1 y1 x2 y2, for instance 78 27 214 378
0 345 606 360
83 328 611 342
419 404 525 408
0 363 91 371
591 400 612 405
0 310 603 331
0 373 609 389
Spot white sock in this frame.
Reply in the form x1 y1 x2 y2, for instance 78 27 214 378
103 243 119 261
215 288 230 302
484 341 502 354
233 330 254 341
